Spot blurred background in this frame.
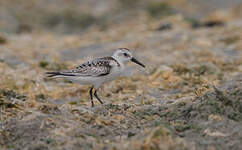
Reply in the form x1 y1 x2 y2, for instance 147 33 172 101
0 1 242 150
0 0 242 34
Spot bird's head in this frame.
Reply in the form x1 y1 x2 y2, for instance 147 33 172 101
112 48 145 68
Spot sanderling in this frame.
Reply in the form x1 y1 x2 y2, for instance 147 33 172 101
46 48 145 107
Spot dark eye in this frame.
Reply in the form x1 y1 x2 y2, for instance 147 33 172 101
124 53 128 57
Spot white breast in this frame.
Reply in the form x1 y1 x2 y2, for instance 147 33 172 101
101 64 124 83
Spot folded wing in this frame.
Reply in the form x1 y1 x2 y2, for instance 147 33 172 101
46 57 113 77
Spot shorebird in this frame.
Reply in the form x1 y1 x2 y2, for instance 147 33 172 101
46 48 145 107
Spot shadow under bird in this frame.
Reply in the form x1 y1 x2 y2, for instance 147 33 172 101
46 48 145 107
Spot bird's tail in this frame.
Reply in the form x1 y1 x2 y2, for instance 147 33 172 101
45 72 76 77
45 72 63 77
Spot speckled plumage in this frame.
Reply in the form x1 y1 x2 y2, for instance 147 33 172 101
62 57 120 77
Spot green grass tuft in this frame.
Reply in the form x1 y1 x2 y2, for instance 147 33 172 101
146 2 174 18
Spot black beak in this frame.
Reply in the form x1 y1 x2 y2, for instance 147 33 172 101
131 57 145 68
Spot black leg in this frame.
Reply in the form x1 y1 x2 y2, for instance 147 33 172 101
94 90 103 104
89 87 94 107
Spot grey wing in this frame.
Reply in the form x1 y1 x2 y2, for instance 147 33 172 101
62 58 112 77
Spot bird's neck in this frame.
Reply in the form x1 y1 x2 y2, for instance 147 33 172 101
111 56 125 68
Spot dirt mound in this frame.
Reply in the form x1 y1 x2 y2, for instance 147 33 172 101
0 76 241 150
